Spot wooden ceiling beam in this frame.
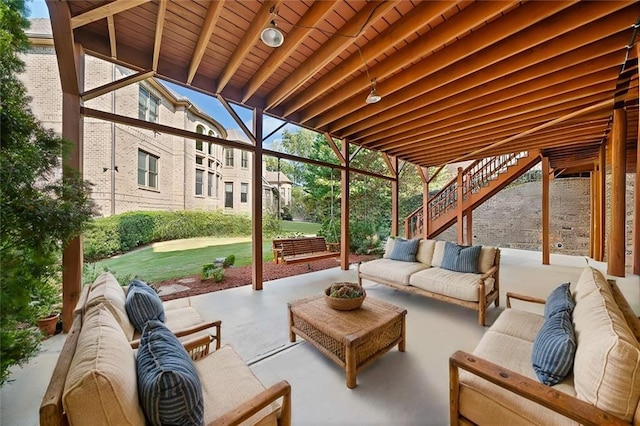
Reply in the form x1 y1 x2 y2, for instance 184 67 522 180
81 70 155 101
242 1 336 103
366 76 616 150
280 0 458 116
354 61 618 146
187 0 224 84
317 0 594 131
152 0 167 72
216 0 282 93
107 15 116 58
297 1 519 125
46 0 80 95
264 0 398 110
328 2 632 135
70 0 151 29
371 93 612 154
347 27 630 141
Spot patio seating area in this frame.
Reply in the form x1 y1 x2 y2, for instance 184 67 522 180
2 248 638 426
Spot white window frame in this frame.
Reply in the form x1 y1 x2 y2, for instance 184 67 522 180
138 150 159 189
138 87 159 123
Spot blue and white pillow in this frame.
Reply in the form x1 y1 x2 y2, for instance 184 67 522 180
125 279 165 332
544 282 574 318
136 320 203 426
440 242 482 273
531 309 576 386
389 238 420 262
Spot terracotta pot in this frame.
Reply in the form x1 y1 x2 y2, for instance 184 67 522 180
37 313 60 336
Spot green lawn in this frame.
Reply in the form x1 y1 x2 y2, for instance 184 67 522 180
87 221 321 284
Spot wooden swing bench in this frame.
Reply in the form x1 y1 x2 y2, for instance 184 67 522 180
272 236 340 265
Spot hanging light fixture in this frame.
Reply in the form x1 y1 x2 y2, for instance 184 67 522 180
261 20 284 48
366 78 381 104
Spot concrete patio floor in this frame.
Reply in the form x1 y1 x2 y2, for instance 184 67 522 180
2 248 638 425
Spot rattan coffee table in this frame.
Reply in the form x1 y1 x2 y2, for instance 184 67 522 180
288 294 407 388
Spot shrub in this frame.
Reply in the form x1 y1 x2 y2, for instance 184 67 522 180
201 264 224 282
223 254 235 267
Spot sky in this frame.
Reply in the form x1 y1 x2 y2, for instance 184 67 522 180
25 0 298 148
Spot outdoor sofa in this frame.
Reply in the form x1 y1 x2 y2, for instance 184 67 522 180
450 266 640 425
40 273 291 426
358 238 500 325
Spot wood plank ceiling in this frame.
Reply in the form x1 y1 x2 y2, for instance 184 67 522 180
51 0 640 172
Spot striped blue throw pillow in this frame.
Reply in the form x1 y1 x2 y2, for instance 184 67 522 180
532 309 576 386
544 282 574 318
125 279 165 332
389 238 420 262
440 242 481 273
137 320 204 426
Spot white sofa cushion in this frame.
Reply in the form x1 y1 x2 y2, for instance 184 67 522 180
63 303 146 426
382 238 395 259
359 258 429 285
572 269 640 422
409 268 494 302
196 345 279 425
489 308 544 343
460 330 577 426
431 241 447 267
478 246 497 274
415 239 436 265
85 272 135 340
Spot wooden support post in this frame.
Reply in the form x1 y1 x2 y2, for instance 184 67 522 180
391 157 399 237
341 139 350 270
608 108 627 277
634 120 640 274
456 167 464 245
589 170 595 258
423 167 430 239
542 156 550 265
252 108 264 290
596 144 606 261
465 210 473 246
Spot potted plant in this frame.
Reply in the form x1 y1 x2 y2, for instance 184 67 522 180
32 279 62 336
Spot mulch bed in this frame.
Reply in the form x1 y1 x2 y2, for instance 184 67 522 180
156 254 379 301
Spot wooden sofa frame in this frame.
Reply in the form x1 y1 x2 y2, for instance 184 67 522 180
358 249 501 326
449 280 640 426
272 236 339 265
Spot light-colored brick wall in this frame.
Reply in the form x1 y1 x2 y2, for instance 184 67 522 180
22 40 256 217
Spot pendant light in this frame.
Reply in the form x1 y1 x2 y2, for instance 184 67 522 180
261 20 284 48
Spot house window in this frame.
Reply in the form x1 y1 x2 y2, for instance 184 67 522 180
138 150 158 189
225 182 233 208
208 172 215 197
208 131 216 155
195 169 204 196
241 183 248 203
225 148 234 167
138 87 159 123
241 150 248 168
195 125 205 152
196 156 204 165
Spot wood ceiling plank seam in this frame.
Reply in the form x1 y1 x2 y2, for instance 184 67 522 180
314 0 574 130
216 0 281 93
300 0 516 126
349 30 630 142
327 1 628 134
355 52 625 145
70 0 152 29
242 0 337 102
264 0 399 110
152 0 167 71
187 0 224 84
280 0 456 117
366 76 617 150
376 93 614 154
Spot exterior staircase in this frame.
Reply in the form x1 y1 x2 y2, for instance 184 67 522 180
405 151 541 239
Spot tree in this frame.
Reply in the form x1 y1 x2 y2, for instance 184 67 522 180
0 0 96 384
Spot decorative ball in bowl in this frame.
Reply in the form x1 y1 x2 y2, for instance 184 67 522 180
324 282 366 311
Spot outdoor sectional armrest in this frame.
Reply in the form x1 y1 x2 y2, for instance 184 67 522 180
449 351 629 426
130 320 222 349
211 380 292 426
479 265 498 281
505 292 546 308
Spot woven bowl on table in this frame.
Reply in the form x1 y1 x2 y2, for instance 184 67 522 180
324 282 366 311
